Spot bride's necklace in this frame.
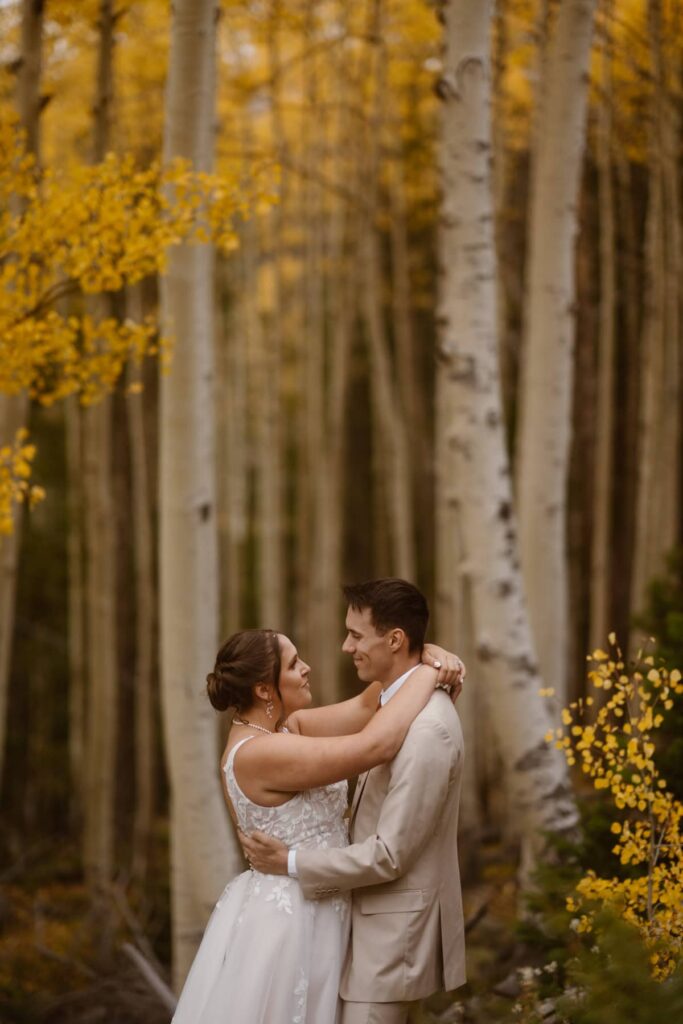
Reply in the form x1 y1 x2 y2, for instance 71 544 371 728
232 715 276 736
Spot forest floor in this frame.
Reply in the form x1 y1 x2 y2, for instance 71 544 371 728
0 834 533 1024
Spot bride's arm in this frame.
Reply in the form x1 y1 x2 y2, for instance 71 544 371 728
235 664 439 795
284 682 382 737
286 645 462 738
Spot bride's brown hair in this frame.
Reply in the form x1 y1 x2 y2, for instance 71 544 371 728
206 629 282 713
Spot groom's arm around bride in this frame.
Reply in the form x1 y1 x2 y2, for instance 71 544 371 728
244 578 467 1024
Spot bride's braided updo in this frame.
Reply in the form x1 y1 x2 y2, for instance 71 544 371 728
206 629 282 712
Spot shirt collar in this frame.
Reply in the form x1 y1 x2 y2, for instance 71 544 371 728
379 664 420 706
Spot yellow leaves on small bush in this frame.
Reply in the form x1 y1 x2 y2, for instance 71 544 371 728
545 638 683 979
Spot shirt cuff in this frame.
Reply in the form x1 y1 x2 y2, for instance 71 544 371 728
287 849 298 878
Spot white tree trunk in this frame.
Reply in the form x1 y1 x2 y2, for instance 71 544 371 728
515 0 596 708
437 0 577 873
160 0 242 988
434 379 481 863
590 4 616 651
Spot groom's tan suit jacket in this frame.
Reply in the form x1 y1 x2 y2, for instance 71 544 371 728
296 690 466 1003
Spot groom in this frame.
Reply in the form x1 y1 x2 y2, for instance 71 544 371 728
242 578 466 1024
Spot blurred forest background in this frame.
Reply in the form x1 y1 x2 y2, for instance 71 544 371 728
1 0 682 1021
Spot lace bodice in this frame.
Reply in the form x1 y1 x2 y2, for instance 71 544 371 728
223 736 349 852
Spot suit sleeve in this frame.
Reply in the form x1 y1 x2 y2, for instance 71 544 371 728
296 716 461 899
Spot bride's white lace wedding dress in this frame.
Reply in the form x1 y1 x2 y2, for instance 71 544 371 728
172 736 351 1024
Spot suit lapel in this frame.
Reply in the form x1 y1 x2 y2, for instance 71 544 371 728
349 768 371 831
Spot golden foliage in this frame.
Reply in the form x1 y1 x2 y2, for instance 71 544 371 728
548 639 683 978
0 113 274 528
0 429 44 535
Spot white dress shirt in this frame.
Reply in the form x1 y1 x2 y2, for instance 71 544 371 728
288 665 420 877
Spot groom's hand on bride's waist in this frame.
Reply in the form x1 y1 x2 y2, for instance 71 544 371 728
239 829 289 875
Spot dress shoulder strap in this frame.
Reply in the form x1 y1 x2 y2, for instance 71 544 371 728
222 735 256 777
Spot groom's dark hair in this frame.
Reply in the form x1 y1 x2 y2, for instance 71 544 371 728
342 578 429 653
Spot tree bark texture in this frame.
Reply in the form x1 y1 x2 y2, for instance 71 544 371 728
361 6 415 582
437 0 577 873
0 0 45 796
590 2 616 652
160 0 242 988
630 0 682 615
515 0 596 706
65 396 86 826
125 285 156 886
82 0 118 897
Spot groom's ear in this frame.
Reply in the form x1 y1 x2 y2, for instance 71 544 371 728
386 627 406 652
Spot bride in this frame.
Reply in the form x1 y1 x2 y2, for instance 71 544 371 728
171 628 460 1024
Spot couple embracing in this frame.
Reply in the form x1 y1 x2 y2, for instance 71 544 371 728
172 578 467 1024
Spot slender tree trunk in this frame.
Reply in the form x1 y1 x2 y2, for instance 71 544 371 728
362 38 415 580
65 396 86 825
82 0 118 900
631 0 682 613
437 0 577 876
125 284 155 886
492 0 514 422
613 154 641 644
0 396 27 793
309 194 354 705
434 379 482 867
17 0 44 162
0 0 45 795
82 395 117 891
217 254 248 639
590 0 616 651
160 0 241 988
301 6 353 702
243 211 283 629
515 0 596 707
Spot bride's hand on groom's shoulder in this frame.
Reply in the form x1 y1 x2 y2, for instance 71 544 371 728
421 644 465 704
239 829 289 875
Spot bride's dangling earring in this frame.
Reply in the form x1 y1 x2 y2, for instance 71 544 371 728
266 699 274 719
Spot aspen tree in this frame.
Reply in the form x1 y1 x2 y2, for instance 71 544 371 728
255 0 285 634
296 0 326 652
125 283 155 885
160 0 242 987
0 0 44 795
82 0 118 899
631 0 682 615
65 395 86 826
301 0 352 703
434 380 482 858
361 0 415 581
389 158 431 560
217 253 248 639
437 0 577 873
590 0 616 652
515 0 597 706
